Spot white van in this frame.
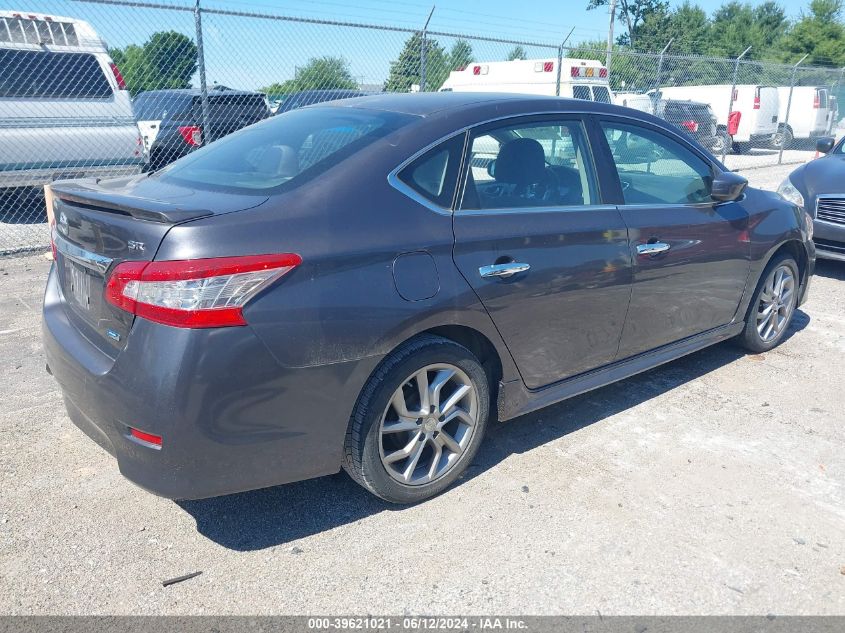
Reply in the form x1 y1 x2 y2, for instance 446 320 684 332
439 58 614 103
655 84 779 152
0 11 143 191
773 86 832 148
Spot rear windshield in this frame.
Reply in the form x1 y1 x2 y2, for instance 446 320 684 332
133 93 191 120
0 49 111 99
592 86 611 104
159 106 415 193
200 93 268 118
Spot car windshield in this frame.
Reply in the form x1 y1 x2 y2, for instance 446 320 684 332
159 106 415 193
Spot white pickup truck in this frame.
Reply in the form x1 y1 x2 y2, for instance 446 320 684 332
0 11 143 210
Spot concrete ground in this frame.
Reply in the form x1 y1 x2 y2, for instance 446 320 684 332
1 169 843 615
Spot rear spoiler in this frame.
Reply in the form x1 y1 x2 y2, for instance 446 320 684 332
51 181 213 224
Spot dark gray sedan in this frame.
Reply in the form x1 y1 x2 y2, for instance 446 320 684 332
779 136 845 262
43 93 814 504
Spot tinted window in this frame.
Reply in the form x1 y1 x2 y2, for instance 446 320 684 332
601 122 714 205
461 119 598 210
201 93 269 119
572 85 591 101
593 86 611 103
0 50 111 99
133 93 191 120
160 106 414 193
398 135 464 207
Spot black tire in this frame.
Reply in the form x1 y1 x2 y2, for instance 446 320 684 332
732 141 749 154
736 253 800 353
713 130 731 155
772 126 794 150
342 335 490 504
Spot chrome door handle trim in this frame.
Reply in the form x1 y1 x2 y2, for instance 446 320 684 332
479 262 530 278
636 242 671 256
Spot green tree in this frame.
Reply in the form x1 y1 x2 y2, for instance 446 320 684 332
507 45 527 61
449 40 474 70
110 31 197 95
587 0 669 49
384 32 448 92
260 56 357 96
780 0 845 66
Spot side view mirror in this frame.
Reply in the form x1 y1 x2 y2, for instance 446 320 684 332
711 171 748 202
486 159 496 178
816 137 835 155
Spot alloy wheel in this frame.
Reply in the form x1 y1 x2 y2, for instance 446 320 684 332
378 364 479 486
756 264 796 343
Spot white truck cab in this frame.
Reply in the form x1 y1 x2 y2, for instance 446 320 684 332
0 11 143 194
439 58 613 103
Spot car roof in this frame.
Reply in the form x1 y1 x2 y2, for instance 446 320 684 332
135 88 263 98
330 91 624 117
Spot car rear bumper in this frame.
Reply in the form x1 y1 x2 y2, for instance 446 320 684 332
42 265 379 499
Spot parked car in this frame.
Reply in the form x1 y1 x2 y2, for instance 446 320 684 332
772 86 834 149
656 84 780 153
44 93 814 504
778 135 845 262
439 57 613 103
134 88 270 170
617 96 719 151
274 89 369 114
0 11 143 216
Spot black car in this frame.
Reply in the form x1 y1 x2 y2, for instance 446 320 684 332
655 99 720 150
45 93 814 504
133 88 270 170
779 136 845 262
275 89 369 114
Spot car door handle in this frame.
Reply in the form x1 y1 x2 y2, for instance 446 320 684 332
479 262 530 278
636 242 671 255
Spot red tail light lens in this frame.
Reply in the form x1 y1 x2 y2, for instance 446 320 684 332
109 62 126 90
472 65 481 75
543 61 554 73
105 254 302 328
681 120 699 133
599 67 608 78
753 95 760 109
813 92 820 109
571 66 580 77
178 125 203 147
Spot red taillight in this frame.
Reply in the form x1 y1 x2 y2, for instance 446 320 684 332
104 254 301 328
109 62 126 90
178 125 202 147
728 110 742 136
472 65 481 75
681 120 699 133
753 94 760 110
543 61 553 73
129 427 162 447
570 66 580 77
814 92 821 109
599 67 608 78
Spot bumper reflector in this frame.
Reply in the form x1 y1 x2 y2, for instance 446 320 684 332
129 427 162 448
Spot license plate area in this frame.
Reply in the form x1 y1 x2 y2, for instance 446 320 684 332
64 258 92 311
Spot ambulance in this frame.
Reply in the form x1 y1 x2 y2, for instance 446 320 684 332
438 58 613 102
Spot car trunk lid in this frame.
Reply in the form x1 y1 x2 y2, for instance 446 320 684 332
51 174 268 356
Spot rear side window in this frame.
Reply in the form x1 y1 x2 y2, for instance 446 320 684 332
160 106 414 193
572 85 591 101
397 134 464 208
0 49 111 99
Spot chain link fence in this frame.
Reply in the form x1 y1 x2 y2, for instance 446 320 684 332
2 0 844 255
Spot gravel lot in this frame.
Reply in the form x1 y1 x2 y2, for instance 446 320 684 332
1 166 843 615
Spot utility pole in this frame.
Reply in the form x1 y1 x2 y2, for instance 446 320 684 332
606 0 617 70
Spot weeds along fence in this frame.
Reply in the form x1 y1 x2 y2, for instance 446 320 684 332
1 0 844 254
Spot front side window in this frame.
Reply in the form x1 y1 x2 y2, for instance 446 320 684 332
600 121 714 205
460 119 598 210
160 106 414 193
